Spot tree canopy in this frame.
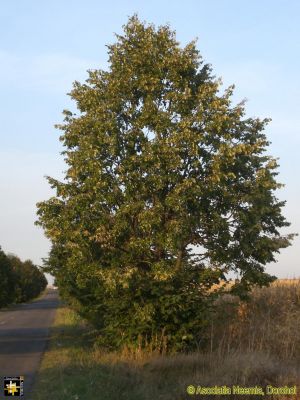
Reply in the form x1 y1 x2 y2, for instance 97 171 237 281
36 16 294 350
0 247 15 306
0 247 47 308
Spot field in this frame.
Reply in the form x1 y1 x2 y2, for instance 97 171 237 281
32 279 300 400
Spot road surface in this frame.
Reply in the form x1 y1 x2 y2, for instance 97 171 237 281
0 289 59 399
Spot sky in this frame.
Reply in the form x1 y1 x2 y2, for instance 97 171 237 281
0 0 299 282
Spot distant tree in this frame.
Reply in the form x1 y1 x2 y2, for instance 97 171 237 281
8 255 47 302
0 247 15 307
36 16 295 350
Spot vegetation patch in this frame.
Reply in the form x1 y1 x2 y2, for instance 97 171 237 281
0 246 47 308
32 281 300 400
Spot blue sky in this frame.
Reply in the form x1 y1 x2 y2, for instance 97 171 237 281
0 0 299 281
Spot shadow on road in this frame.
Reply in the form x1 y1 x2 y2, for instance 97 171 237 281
0 289 61 313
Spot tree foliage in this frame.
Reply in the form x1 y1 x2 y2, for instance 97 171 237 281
0 247 15 307
36 16 294 350
0 246 47 308
8 255 48 303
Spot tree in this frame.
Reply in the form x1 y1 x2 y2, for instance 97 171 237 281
0 248 47 308
36 16 295 350
8 255 48 302
0 247 15 307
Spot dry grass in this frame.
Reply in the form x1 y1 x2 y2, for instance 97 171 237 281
210 279 300 360
32 279 300 400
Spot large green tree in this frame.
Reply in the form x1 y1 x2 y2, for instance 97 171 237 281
36 16 294 350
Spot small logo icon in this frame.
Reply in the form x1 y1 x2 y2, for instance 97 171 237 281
187 385 196 395
4 376 24 397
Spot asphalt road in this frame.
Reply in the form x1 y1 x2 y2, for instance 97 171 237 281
0 289 59 399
